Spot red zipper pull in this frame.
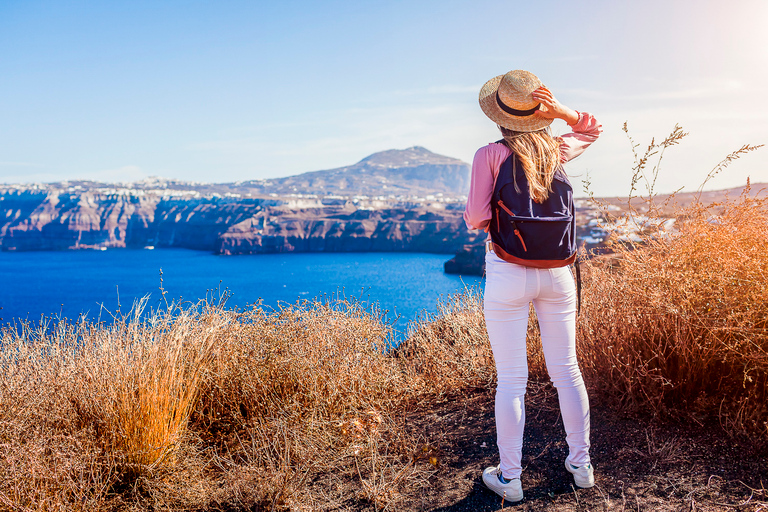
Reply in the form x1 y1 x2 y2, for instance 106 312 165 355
515 229 527 251
498 200 515 217
498 200 527 251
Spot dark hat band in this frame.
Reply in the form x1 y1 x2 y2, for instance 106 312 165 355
496 92 540 117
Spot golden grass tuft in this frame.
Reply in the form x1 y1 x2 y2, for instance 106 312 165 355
0 299 231 509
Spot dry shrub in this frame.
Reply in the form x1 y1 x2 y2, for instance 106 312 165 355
192 298 433 509
579 191 768 439
397 289 492 395
577 125 767 439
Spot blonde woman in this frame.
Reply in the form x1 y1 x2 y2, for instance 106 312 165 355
464 70 601 502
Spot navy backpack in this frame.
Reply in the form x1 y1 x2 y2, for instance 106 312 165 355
489 146 577 268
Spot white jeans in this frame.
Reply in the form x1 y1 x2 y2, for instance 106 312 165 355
483 251 591 479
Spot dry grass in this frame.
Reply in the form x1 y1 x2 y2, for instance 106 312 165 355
0 295 446 511
190 298 431 509
578 125 767 439
0 299 230 510
578 192 768 438
0 282 545 510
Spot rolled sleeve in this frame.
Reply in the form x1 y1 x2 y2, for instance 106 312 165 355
559 112 602 163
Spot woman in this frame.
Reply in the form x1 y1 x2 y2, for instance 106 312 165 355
464 69 601 502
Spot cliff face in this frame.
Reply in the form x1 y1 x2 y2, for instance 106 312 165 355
1 145 478 254
0 191 479 253
2 191 162 251
217 204 477 254
148 199 265 251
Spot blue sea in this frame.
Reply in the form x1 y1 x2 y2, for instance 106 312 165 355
0 250 482 335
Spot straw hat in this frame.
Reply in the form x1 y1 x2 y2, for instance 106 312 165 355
479 69 553 132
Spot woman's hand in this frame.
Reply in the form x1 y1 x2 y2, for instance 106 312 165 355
532 86 579 126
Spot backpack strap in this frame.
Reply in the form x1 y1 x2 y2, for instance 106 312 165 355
574 252 582 316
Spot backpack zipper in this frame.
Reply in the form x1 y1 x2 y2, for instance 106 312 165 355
497 200 528 252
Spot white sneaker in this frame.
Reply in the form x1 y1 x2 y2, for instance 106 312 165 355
565 460 595 488
482 465 523 502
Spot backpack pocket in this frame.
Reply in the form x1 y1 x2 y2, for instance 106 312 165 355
496 205 574 261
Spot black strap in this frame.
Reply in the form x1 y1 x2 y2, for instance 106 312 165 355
574 255 582 316
496 92 540 117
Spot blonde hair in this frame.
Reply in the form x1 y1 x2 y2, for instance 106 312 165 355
499 126 561 203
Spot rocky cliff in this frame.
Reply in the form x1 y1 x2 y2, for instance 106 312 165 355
0 147 479 254
0 191 479 254
217 203 476 254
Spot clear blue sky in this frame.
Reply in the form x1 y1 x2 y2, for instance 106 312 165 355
1 0 766 196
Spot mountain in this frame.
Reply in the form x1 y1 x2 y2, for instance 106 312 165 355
235 146 470 198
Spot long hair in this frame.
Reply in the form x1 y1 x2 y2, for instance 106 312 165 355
499 126 561 203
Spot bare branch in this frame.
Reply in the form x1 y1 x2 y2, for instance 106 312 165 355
695 144 765 202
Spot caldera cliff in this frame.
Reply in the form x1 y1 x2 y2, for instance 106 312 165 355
0 147 482 254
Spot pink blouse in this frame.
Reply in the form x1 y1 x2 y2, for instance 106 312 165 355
463 112 602 231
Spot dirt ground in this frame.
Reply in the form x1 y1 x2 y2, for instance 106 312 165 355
401 384 767 512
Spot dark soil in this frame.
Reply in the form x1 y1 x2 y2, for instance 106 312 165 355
403 383 767 512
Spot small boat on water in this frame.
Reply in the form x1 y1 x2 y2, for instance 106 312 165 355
144 245 155 250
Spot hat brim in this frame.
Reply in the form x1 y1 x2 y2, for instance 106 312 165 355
479 75 553 133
